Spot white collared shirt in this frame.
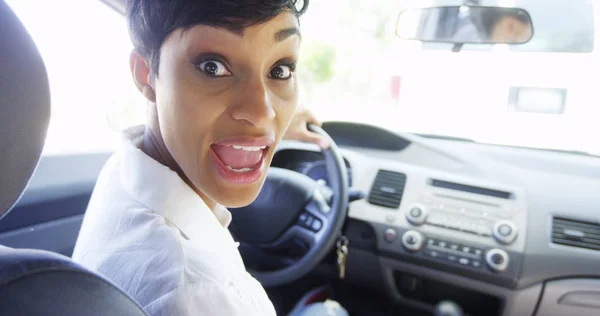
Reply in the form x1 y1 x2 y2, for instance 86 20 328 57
72 126 276 316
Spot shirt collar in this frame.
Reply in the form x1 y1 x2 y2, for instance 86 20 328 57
119 126 232 243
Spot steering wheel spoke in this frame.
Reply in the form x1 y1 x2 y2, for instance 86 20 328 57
263 224 319 251
306 186 332 215
260 203 330 252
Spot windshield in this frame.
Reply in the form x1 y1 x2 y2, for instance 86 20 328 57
299 0 599 156
7 0 600 156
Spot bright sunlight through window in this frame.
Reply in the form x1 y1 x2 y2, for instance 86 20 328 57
7 0 600 156
7 0 145 156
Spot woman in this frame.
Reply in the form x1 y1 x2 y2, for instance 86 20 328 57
72 0 346 315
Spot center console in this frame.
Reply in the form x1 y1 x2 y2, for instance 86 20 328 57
349 165 527 288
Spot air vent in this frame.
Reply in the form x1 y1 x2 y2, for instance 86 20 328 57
552 217 600 251
368 170 407 209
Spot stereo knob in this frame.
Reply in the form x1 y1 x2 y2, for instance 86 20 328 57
406 204 428 226
493 220 518 244
486 249 509 272
402 230 424 252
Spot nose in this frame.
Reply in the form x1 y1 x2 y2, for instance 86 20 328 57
229 78 275 128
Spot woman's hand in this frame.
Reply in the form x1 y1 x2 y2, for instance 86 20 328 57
283 107 329 149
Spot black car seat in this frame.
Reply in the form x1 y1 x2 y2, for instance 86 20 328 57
0 1 147 315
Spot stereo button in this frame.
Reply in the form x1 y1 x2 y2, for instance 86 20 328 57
384 228 397 243
425 249 447 260
406 204 428 226
498 224 512 237
493 220 518 244
402 230 424 252
425 249 437 258
491 253 504 264
486 249 509 272
410 207 422 218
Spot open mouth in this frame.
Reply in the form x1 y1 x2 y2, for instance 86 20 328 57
212 144 268 172
209 136 274 184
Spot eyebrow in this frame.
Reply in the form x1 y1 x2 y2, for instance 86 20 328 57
274 27 301 42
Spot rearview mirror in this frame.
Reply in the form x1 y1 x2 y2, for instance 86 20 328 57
396 6 533 45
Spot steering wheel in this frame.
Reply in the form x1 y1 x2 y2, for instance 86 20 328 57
230 124 349 287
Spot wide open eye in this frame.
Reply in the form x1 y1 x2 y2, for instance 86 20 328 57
197 60 232 77
269 63 295 80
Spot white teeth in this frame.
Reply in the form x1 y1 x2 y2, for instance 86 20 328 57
231 145 266 152
226 166 253 173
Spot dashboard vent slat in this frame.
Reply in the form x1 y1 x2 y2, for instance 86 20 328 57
368 170 406 209
552 226 600 239
552 217 600 251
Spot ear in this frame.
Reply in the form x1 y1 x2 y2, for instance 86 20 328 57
129 50 156 103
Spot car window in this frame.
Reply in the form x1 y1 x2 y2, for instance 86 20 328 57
7 0 600 157
6 0 145 156
298 0 600 156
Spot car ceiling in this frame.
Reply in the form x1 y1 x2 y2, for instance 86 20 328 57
100 0 126 15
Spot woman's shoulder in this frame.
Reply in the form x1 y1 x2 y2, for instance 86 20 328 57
73 198 186 307
73 149 185 266
74 192 184 262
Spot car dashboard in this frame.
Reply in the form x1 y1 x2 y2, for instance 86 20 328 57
273 121 600 316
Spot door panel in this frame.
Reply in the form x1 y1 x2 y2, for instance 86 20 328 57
0 153 110 256
0 216 84 256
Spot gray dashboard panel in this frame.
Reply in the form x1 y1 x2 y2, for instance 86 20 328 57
425 139 600 288
279 122 600 316
327 125 600 285
536 279 600 316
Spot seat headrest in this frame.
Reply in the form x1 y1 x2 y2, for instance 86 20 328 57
0 1 51 218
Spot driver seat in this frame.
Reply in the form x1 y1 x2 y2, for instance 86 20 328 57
0 1 147 315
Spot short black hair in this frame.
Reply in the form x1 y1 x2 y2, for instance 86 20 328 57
127 0 309 75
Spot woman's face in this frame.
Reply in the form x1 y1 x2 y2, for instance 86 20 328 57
491 16 532 43
153 12 300 208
